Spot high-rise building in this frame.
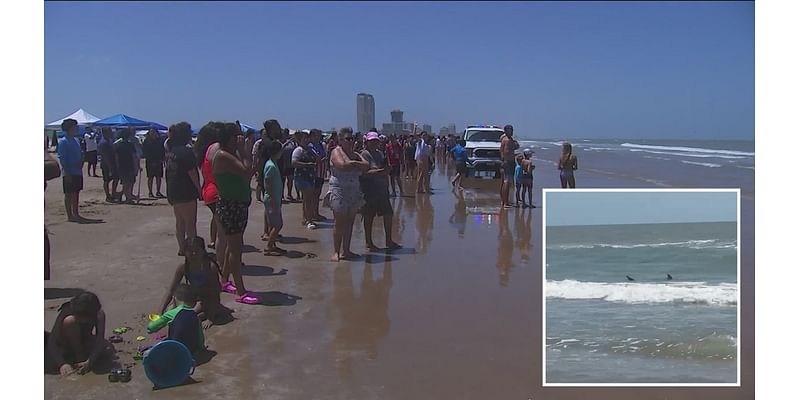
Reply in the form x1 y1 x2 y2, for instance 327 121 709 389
448 123 457 136
356 93 375 133
422 124 433 135
439 126 450 136
391 110 403 123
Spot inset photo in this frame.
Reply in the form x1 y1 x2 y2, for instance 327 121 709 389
543 189 739 386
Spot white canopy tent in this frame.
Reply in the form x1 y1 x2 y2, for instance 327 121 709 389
45 108 101 128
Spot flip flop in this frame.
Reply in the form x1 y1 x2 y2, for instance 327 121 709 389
264 247 286 256
221 281 237 294
235 292 259 305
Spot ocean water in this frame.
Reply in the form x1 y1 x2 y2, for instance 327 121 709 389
518 139 755 200
545 222 738 384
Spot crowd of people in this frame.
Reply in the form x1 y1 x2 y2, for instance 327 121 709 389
45 117 574 378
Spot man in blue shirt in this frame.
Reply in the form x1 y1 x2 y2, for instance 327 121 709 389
57 119 86 222
450 139 468 191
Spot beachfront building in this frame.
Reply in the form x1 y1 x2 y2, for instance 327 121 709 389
423 124 433 134
357 93 375 133
448 123 457 136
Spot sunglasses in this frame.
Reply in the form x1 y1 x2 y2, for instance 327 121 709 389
343 137 354 141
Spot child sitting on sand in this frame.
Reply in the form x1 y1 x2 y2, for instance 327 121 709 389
149 284 205 354
158 236 230 329
47 291 111 377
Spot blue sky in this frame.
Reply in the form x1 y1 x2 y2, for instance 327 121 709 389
546 191 738 226
44 1 754 139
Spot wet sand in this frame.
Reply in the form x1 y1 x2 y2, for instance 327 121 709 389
44 155 753 399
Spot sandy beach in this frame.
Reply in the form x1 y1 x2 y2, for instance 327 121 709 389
44 152 754 399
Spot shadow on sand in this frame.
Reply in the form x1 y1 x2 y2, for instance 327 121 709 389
242 244 261 253
45 288 85 300
279 236 316 245
250 291 303 306
241 265 288 277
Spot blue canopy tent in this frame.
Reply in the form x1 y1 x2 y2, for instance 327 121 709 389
239 122 258 133
94 114 168 130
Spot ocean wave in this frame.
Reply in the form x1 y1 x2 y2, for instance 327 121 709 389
546 279 738 306
621 142 754 157
546 333 737 361
626 149 747 159
681 160 722 168
549 239 737 250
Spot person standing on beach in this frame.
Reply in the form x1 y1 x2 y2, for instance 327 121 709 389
252 129 266 203
309 129 329 221
45 146 61 280
499 124 519 209
57 119 86 222
258 120 281 240
166 122 201 256
213 122 258 304
415 131 433 193
114 128 138 204
97 128 118 203
262 140 285 256
450 139 468 191
292 130 319 230
327 127 370 261
385 134 403 197
519 149 535 207
143 128 166 198
558 142 578 189
196 122 223 251
83 128 99 178
360 132 402 251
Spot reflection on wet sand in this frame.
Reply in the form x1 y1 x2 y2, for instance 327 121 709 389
449 189 467 238
497 209 515 286
514 208 533 262
332 264 393 379
415 194 434 254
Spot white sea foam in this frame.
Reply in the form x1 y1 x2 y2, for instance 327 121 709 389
621 142 754 157
549 239 736 250
643 155 673 161
681 160 722 168
627 149 746 159
546 280 737 306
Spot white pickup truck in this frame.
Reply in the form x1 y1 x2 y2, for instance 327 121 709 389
463 125 504 179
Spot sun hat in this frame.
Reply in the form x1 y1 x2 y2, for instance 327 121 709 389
523 148 533 155
365 132 380 141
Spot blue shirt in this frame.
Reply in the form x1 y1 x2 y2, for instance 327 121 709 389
514 164 523 183
450 144 467 161
57 134 83 176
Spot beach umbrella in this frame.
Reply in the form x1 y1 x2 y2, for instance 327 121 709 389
94 114 168 130
45 108 101 128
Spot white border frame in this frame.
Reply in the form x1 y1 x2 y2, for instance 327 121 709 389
542 188 741 387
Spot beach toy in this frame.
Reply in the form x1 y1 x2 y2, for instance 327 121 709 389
136 336 146 341
142 340 195 389
113 327 129 335
108 368 131 383
148 314 160 322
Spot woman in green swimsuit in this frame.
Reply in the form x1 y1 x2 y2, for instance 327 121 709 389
212 123 258 305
